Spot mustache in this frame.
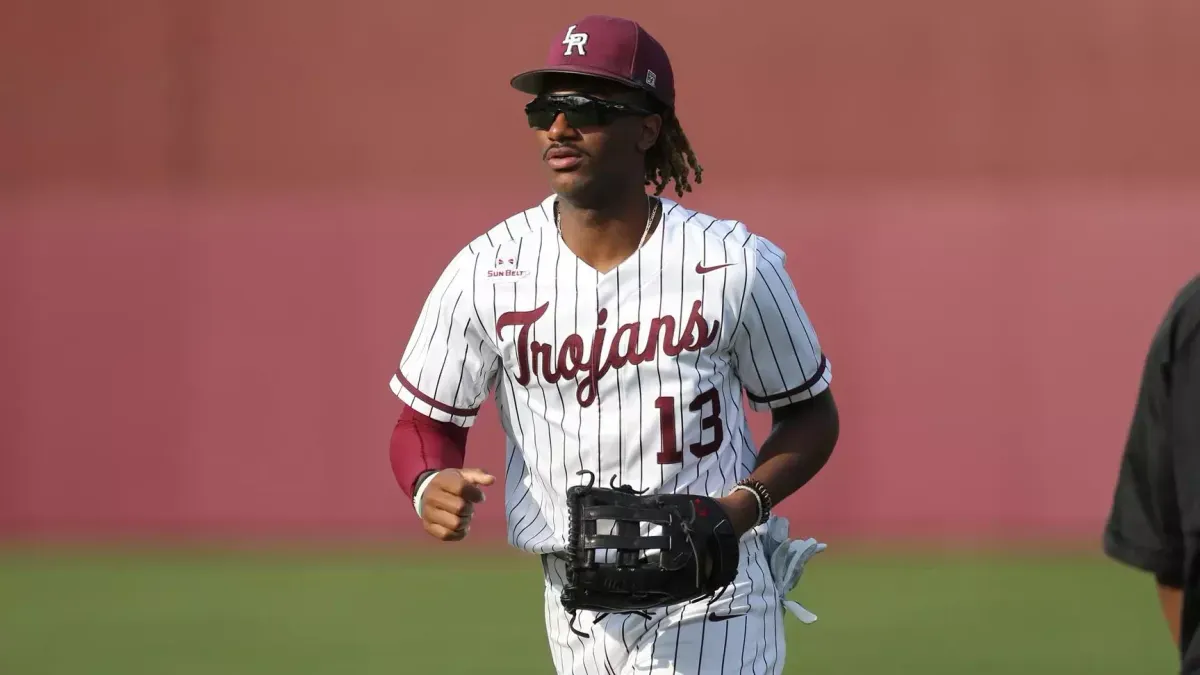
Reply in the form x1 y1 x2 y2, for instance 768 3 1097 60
543 144 588 160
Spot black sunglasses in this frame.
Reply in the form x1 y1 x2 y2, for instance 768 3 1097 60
524 93 655 130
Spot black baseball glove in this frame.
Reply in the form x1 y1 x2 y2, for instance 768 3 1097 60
560 471 740 619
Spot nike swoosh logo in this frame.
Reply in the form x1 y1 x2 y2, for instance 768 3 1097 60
695 262 734 275
707 611 748 622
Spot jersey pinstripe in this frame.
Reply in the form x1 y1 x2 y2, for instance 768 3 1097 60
390 194 831 554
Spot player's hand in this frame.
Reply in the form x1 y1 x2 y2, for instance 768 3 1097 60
419 468 495 542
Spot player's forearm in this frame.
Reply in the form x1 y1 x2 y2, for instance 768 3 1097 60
1157 582 1183 646
722 391 839 534
753 390 839 501
389 405 468 498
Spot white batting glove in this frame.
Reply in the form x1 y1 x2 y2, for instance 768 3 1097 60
762 516 827 624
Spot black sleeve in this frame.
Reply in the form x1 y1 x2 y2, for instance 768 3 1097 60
1102 309 1194 587
1103 422 1184 586
1162 329 1200 586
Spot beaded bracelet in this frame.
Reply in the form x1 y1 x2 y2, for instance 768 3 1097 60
733 478 774 526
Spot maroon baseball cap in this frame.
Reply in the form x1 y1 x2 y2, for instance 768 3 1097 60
510 16 676 109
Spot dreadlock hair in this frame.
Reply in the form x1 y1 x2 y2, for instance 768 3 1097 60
645 111 703 198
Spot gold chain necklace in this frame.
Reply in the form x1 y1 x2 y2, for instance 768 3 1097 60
555 195 659 254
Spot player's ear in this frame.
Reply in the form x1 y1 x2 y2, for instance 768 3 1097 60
637 114 663 153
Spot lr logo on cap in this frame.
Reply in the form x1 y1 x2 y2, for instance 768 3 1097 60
562 24 588 56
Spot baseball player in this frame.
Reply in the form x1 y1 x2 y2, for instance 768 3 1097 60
387 15 840 675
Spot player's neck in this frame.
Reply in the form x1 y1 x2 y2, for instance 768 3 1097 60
556 192 657 274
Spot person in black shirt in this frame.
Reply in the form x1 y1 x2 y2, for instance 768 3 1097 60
1105 274 1200 672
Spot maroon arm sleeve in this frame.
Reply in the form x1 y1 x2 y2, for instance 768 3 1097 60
390 404 469 499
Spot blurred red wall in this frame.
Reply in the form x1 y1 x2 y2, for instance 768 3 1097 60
3 0 1199 541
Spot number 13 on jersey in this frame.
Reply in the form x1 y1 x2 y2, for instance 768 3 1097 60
655 388 723 465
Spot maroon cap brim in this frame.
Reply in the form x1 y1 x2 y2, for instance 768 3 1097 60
510 66 651 99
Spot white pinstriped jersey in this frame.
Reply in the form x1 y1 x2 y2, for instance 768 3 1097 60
390 194 831 554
